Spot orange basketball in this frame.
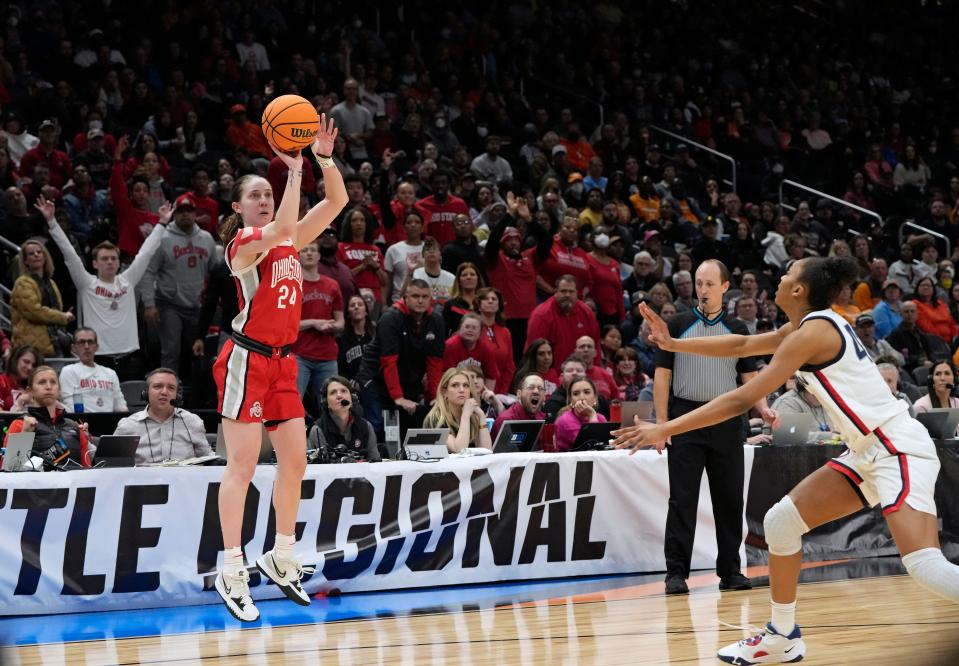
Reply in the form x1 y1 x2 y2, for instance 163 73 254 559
261 94 319 153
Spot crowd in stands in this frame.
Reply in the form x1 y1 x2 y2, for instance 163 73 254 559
4 0 959 464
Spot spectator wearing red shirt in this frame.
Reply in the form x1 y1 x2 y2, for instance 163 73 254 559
484 194 553 359
267 154 316 211
491 373 547 438
110 136 160 258
185 164 222 236
416 170 469 247
537 217 593 299
294 240 345 415
559 123 595 173
475 287 516 395
225 104 272 159
338 207 387 304
19 119 71 189
587 233 625 327
526 275 600 372
443 313 500 391
512 338 561 395
574 335 618 400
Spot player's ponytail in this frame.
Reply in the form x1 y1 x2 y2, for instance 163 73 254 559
798 256 859 310
219 174 260 245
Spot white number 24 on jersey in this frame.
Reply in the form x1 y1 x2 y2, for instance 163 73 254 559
277 285 297 309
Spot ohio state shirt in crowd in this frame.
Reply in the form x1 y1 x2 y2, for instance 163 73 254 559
337 242 385 303
58 361 128 412
538 238 593 297
415 194 470 246
294 275 344 362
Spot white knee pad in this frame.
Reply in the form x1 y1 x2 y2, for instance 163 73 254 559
763 496 810 557
902 548 959 602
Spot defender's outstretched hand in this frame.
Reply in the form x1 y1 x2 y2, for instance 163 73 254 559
611 415 671 455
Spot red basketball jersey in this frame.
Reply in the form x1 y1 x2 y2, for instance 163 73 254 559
227 239 303 347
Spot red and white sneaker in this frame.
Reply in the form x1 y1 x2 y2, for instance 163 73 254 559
717 622 805 664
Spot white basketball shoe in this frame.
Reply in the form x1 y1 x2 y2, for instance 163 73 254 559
215 568 260 622
256 550 314 606
717 622 806 664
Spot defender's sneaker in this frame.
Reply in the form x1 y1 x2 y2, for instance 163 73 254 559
717 622 805 664
256 550 314 606
215 568 259 622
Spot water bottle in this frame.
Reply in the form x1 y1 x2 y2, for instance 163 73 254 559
610 399 622 424
73 393 84 414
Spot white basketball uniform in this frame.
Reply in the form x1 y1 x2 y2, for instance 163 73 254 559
795 309 940 516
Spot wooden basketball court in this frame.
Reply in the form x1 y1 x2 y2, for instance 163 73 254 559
4 565 958 665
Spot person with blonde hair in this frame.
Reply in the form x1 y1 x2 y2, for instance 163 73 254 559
423 367 492 453
10 237 73 356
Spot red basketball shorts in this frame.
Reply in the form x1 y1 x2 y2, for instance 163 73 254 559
214 339 304 424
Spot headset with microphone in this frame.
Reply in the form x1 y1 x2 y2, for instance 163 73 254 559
141 367 197 462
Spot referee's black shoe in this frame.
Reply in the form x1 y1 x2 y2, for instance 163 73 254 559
664 574 689 595
718 572 752 591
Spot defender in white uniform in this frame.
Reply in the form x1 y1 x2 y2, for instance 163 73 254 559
796 308 939 518
611 257 958 665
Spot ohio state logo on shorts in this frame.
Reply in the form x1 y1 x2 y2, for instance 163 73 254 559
249 401 263 419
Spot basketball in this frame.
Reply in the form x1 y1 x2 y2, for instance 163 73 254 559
261 94 319 153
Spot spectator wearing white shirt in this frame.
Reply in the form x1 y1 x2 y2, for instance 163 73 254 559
113 367 210 465
58 327 128 413
235 30 270 72
470 136 513 188
39 194 171 379
331 78 374 162
0 111 38 167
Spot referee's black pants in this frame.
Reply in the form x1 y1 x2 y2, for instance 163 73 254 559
664 397 745 580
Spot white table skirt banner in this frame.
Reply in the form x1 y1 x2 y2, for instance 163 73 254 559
0 448 754 615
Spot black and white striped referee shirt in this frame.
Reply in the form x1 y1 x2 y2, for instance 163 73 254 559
654 308 757 403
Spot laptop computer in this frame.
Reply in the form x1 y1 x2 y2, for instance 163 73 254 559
403 429 450 460
94 435 140 467
2 432 36 471
571 422 621 451
620 401 654 426
772 413 820 446
916 408 959 440
215 424 275 463
492 420 544 453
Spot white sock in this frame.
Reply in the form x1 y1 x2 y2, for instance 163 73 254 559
770 600 796 635
902 547 959 602
274 532 296 561
223 547 244 576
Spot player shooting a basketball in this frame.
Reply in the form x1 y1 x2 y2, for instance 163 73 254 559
611 256 959 664
212 113 347 622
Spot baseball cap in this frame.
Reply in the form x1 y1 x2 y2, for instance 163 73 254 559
855 313 875 326
319 226 338 237
594 233 610 249
87 128 104 140
608 235 623 245
631 290 649 306
882 279 901 291
501 227 522 242
552 144 568 156
174 193 197 211
644 229 661 243
702 215 719 226
229 103 247 115
568 172 583 184
39 119 57 131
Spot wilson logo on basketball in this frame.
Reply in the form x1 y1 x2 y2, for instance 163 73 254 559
271 256 303 288
290 127 316 138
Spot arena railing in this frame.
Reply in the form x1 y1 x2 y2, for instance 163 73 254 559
648 125 737 193
899 220 950 261
778 179 883 232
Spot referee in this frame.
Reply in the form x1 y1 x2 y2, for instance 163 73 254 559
653 259 771 595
